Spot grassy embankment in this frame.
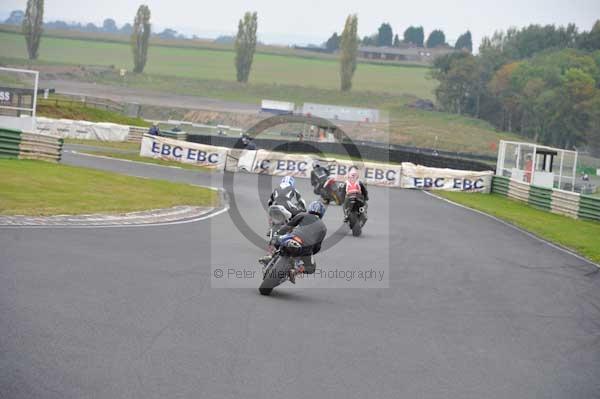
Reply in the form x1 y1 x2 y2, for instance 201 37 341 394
0 31 525 156
0 159 217 216
436 192 600 264
37 97 151 126
83 151 217 171
0 31 435 99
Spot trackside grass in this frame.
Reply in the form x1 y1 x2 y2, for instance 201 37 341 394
83 151 214 171
0 160 218 216
37 99 151 127
436 192 600 264
65 139 142 151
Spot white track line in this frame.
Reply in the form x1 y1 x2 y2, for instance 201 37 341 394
422 190 599 268
0 206 229 229
0 185 229 229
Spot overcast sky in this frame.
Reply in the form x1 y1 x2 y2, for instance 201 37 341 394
2 0 599 47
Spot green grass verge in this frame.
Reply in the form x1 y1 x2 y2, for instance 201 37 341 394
65 139 141 151
83 151 214 172
0 31 436 99
0 159 217 216
388 106 526 156
38 98 150 127
436 192 600 264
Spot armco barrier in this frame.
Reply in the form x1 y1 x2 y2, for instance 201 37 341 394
185 134 491 172
128 127 187 144
127 126 147 143
159 130 187 141
0 127 63 162
491 175 599 222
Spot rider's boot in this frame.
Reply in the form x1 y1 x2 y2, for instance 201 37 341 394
288 259 305 284
258 255 272 267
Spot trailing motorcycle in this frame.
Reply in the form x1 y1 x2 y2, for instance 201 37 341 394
259 239 305 296
317 177 345 205
345 193 367 237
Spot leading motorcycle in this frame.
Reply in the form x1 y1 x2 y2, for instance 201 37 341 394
345 193 367 237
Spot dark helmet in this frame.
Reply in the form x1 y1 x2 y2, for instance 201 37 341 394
307 201 326 219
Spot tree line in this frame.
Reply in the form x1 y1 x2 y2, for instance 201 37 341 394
432 22 600 153
5 9 189 39
326 23 472 53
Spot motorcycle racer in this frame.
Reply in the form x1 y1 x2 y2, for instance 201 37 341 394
341 168 368 222
268 176 306 217
260 201 327 283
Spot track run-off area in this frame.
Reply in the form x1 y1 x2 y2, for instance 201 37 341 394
1 150 599 399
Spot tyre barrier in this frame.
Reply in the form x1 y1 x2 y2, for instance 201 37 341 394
0 127 63 162
158 130 187 141
0 128 21 159
492 176 600 222
127 126 147 143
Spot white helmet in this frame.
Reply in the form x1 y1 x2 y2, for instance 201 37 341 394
280 176 295 189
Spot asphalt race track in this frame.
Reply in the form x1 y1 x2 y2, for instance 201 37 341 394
1 152 599 399
41 80 259 115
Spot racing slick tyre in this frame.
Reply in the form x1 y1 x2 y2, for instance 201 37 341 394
349 213 362 237
259 256 292 296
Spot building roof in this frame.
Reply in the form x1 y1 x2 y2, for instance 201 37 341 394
358 46 457 57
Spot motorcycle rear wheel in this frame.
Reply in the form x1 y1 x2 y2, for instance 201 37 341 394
349 213 362 237
259 256 292 295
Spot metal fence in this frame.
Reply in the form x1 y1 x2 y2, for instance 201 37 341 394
39 95 123 113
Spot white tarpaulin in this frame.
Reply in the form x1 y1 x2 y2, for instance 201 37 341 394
400 162 493 192
140 134 229 169
36 117 130 141
137 135 493 191
250 151 402 187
